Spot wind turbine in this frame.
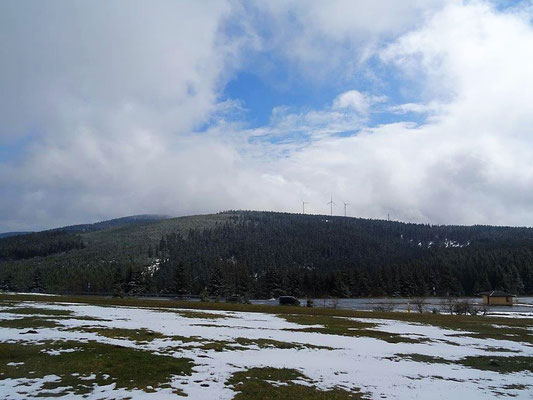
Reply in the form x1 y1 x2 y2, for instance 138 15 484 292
327 196 335 216
343 202 350 217
302 200 308 214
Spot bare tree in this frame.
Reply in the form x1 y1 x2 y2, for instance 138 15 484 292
412 298 427 313
470 302 488 316
331 298 339 309
453 300 472 315
373 300 396 312
441 298 456 314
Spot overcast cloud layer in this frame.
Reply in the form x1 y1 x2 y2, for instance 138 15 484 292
1 0 533 231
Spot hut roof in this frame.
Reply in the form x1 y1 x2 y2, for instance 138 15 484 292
478 290 516 297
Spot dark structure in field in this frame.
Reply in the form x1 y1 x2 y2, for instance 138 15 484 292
279 296 300 306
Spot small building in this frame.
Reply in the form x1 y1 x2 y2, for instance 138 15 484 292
479 290 515 306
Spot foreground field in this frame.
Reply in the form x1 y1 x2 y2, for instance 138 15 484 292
0 294 532 399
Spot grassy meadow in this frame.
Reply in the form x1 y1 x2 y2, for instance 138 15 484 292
0 293 531 399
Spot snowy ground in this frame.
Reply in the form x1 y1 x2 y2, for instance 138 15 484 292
0 296 532 399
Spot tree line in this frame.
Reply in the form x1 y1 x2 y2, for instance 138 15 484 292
124 212 533 298
1 211 532 297
0 231 85 261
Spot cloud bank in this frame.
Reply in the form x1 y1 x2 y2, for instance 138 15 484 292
1 1 533 231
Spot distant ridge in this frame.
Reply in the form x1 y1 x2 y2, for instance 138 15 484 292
1 211 532 297
0 214 171 239
48 214 172 234
0 232 30 239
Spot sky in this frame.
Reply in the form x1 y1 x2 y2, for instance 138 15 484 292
1 0 533 232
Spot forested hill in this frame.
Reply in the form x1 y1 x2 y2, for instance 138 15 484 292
1 211 532 297
0 214 170 239
49 214 171 234
0 232 30 239
0 214 170 260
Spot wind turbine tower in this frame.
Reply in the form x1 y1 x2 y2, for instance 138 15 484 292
327 196 335 216
343 202 350 217
302 200 308 214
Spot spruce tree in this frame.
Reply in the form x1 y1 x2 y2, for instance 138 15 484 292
173 262 188 296
112 266 124 297
29 269 44 293
207 264 226 299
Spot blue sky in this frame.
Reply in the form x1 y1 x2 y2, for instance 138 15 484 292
224 71 334 127
221 47 429 130
1 0 533 232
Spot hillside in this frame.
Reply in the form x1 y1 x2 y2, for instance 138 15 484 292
0 232 30 239
0 213 233 292
0 214 174 261
0 211 532 297
49 214 172 234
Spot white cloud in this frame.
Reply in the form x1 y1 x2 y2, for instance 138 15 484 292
2 1 533 231
0 0 251 230
216 1 533 225
388 102 442 115
267 1 533 225
0 1 243 142
333 90 386 114
239 0 448 85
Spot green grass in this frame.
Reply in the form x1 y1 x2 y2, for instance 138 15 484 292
235 337 333 350
0 340 193 396
196 341 249 352
392 353 533 374
282 314 426 344
476 346 520 353
501 384 530 391
0 312 109 330
160 336 242 353
389 353 450 365
169 335 207 343
0 294 530 397
175 310 230 319
163 336 329 353
199 337 332 352
0 307 73 316
461 355 533 373
65 327 166 343
0 317 60 329
226 367 367 400
1 293 532 345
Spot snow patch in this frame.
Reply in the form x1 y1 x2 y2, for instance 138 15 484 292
0 300 531 399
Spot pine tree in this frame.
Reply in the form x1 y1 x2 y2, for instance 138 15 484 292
331 272 350 298
29 269 44 293
284 269 301 297
234 263 252 297
173 262 189 296
263 268 282 298
126 268 145 295
207 264 226 299
112 266 124 297
0 273 17 292
123 265 133 294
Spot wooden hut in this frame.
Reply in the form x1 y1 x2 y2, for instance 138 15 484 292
479 290 515 306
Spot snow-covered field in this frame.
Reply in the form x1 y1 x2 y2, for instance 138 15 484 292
0 297 532 399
